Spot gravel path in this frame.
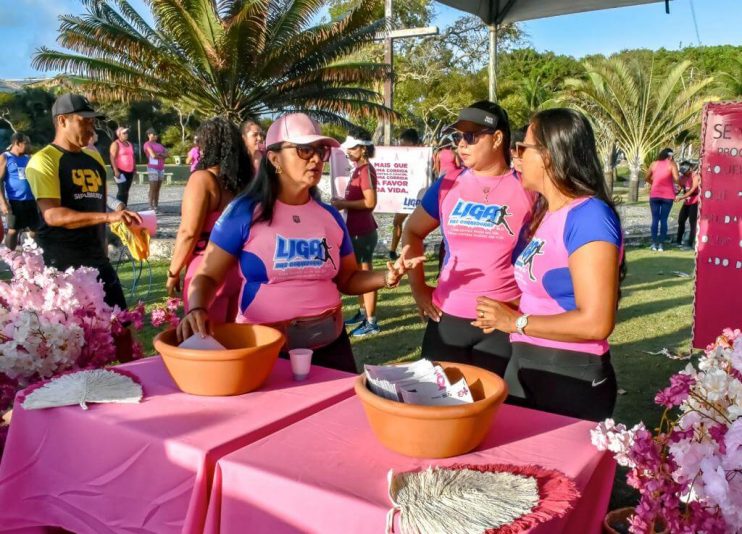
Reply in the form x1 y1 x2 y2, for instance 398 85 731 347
123 177 667 260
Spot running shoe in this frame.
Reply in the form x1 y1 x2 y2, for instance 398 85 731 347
650 244 658 252
344 311 366 327
657 244 664 252
350 320 380 337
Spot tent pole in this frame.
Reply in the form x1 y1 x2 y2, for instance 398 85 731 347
488 24 498 102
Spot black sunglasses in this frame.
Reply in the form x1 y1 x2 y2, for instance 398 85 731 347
451 129 495 145
275 143 332 162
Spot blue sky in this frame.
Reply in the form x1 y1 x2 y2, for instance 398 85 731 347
1 0 740 79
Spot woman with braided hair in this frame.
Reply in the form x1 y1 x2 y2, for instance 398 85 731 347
167 117 253 323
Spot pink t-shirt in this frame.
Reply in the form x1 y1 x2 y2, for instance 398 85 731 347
210 195 353 324
421 169 535 319
344 163 377 236
144 141 166 171
511 197 622 355
649 160 676 200
679 173 699 205
188 146 201 172
436 148 460 177
113 140 135 173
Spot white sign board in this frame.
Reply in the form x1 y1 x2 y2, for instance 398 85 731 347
330 146 433 214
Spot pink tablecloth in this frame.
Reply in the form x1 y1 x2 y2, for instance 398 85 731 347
206 397 616 534
0 357 355 534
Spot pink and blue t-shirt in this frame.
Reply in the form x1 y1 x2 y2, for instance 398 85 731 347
421 169 535 319
209 195 353 324
511 197 622 355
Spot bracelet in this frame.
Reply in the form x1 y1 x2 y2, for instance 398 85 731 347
186 307 207 316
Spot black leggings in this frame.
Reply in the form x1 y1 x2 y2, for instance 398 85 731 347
279 329 357 374
676 203 698 247
509 342 617 421
421 312 512 376
116 170 135 207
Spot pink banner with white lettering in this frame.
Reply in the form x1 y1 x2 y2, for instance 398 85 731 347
692 101 742 349
330 146 432 214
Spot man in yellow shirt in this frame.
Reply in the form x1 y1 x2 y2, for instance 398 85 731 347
25 93 141 309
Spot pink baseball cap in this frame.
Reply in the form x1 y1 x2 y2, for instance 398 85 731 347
265 113 340 149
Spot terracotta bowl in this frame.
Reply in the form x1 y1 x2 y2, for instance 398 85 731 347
354 361 508 458
153 324 284 396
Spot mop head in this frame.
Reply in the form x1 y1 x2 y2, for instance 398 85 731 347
21 369 143 410
387 464 579 534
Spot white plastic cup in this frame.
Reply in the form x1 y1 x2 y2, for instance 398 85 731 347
288 348 313 381
136 210 158 237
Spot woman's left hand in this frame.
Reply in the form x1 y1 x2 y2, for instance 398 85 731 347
384 244 426 288
330 198 345 209
471 296 520 334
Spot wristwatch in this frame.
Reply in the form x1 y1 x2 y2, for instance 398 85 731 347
515 314 530 335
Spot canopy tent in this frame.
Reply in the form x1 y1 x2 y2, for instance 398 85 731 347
434 0 669 99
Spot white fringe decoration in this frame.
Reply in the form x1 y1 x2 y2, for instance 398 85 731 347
387 466 540 534
21 369 143 410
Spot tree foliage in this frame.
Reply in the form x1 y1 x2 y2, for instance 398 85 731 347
33 0 393 128
564 58 716 201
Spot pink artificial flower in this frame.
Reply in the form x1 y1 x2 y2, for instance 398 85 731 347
655 373 695 408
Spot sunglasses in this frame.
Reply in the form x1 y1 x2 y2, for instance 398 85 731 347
275 144 332 162
514 142 540 159
451 129 495 145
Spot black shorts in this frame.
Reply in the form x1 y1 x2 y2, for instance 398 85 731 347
421 312 512 377
7 200 40 231
351 230 378 264
509 342 617 422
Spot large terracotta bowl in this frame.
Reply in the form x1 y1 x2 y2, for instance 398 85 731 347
153 324 284 396
354 361 508 458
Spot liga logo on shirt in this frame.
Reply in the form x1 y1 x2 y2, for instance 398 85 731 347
448 199 513 235
448 199 514 235
274 235 335 270
515 238 546 281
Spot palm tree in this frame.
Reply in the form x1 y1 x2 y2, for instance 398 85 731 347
564 58 715 201
32 0 392 127
717 57 742 99
498 74 558 127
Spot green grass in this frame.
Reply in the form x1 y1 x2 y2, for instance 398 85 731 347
121 246 696 509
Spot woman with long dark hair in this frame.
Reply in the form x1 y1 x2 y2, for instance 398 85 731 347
646 148 679 252
167 117 252 323
473 108 624 421
402 101 535 377
177 113 423 373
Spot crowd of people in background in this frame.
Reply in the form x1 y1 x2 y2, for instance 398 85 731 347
0 91 707 422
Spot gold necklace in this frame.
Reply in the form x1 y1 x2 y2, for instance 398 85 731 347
473 168 510 203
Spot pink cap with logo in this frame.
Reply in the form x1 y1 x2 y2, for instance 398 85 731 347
265 113 340 149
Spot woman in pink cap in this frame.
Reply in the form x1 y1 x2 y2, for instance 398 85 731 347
177 113 423 373
166 118 251 324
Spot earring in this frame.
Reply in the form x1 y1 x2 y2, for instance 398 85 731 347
276 166 283 174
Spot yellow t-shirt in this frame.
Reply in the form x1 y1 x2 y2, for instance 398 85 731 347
25 144 109 267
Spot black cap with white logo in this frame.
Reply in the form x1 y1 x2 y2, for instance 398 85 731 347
448 106 506 132
51 93 105 118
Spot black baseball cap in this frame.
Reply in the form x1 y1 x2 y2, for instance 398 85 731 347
51 93 105 118
448 105 506 132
